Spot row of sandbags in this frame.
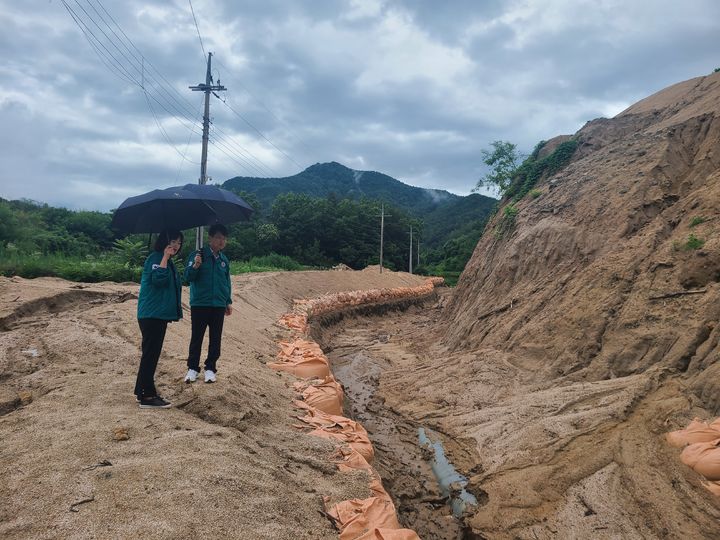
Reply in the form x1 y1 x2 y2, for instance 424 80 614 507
293 280 440 317
268 279 443 539
666 417 720 494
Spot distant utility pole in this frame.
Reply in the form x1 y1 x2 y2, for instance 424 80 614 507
190 52 226 249
409 226 413 274
417 237 420 268
378 204 390 273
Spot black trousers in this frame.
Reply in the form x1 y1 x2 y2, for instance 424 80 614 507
187 306 226 373
134 318 168 398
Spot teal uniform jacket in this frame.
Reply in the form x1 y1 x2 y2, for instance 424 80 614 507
137 251 183 321
184 246 232 308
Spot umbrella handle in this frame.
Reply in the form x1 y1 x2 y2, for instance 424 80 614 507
195 226 204 250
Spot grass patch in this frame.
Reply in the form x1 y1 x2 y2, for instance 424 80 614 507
494 204 519 238
230 253 306 274
675 234 706 251
0 251 308 282
529 189 542 199
0 251 142 282
689 216 707 228
684 233 705 250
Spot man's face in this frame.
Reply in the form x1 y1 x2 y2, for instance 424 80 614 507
209 233 227 252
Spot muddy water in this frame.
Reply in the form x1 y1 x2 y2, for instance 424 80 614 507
319 305 482 540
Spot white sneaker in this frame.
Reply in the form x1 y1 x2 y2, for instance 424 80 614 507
204 370 216 383
184 369 199 383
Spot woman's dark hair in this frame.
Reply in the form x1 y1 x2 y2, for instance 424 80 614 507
153 229 184 252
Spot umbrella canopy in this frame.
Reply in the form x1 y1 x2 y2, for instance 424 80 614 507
110 183 254 233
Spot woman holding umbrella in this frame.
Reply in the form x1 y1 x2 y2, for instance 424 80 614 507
134 230 184 408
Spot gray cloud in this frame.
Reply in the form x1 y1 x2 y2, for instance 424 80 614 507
1 0 719 210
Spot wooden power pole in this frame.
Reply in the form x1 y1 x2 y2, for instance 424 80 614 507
409 226 413 274
378 204 392 273
190 52 226 249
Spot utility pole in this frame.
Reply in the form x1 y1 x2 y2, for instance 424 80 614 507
378 204 391 273
190 52 226 249
417 237 420 267
409 226 413 274
379 204 385 273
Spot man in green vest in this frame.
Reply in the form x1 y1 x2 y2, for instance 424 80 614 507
183 224 233 383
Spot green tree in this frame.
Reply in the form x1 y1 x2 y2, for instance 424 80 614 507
476 140 523 195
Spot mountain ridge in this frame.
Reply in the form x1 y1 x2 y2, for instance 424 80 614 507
223 161 497 249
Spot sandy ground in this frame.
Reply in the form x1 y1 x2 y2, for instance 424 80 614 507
0 269 427 540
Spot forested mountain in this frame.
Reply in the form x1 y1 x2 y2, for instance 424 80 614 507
225 161 453 214
223 162 496 250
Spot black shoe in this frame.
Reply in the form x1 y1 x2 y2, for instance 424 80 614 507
139 396 172 409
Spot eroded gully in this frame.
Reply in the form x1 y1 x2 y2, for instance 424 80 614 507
311 293 486 540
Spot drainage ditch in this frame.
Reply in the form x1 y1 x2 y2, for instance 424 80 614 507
312 300 486 539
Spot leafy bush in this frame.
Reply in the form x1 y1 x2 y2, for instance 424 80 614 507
112 238 148 267
505 139 579 201
529 189 542 199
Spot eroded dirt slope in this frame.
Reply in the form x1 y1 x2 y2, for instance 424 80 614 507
380 73 720 538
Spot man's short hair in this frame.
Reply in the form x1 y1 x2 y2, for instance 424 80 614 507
208 224 228 237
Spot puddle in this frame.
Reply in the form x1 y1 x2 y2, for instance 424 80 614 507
418 427 478 517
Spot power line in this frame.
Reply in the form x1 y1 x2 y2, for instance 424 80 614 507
187 0 207 61
215 58 317 158
63 0 281 178
220 99 303 169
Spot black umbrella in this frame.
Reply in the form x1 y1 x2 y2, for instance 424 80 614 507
110 183 254 233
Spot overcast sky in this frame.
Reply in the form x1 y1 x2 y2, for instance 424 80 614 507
1 0 718 210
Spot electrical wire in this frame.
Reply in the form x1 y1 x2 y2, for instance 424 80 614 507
215 58 317 158
187 0 207 61
64 0 281 177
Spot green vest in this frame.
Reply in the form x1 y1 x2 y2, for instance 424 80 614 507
137 251 183 321
184 246 232 308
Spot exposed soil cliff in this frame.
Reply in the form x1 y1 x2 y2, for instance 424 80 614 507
382 72 720 538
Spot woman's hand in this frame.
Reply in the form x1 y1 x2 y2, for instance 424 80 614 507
164 244 178 258
192 252 202 269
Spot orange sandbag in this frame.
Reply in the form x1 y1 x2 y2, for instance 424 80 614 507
334 446 373 473
327 497 401 540
268 339 330 378
310 426 374 464
278 313 308 334
356 528 422 540
681 438 720 481
302 377 344 416
666 418 720 447
703 480 720 497
298 407 375 463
